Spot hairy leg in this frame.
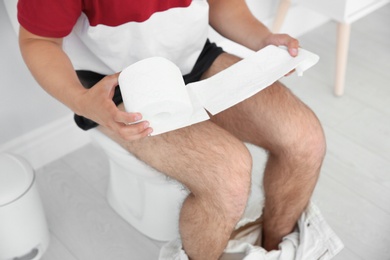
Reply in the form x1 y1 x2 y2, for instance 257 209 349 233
202 53 326 250
99 120 252 260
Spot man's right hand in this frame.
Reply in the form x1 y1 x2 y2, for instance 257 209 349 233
19 26 152 141
77 73 153 141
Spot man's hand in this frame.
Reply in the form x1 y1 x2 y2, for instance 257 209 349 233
77 73 153 141
262 33 300 76
19 26 151 141
263 33 300 57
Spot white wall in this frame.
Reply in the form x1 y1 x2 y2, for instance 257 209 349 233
0 0 329 168
0 1 89 168
0 1 70 145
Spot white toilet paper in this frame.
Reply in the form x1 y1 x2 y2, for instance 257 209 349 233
118 57 210 135
119 45 319 135
188 46 319 115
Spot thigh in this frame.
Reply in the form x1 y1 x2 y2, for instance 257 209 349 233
98 114 251 195
203 52 321 151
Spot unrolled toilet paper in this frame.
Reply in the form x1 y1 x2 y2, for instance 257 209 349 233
118 45 319 135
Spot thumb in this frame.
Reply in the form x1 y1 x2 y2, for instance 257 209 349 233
103 73 121 99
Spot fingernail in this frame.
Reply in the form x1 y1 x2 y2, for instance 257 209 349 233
143 121 149 129
134 114 142 121
291 48 298 56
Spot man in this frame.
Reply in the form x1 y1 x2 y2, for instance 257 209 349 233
18 0 325 259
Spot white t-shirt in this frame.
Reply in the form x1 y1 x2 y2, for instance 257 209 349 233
18 0 209 75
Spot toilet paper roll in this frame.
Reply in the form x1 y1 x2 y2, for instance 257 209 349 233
118 57 210 135
119 45 319 136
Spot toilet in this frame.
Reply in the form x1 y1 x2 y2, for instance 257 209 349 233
89 129 189 241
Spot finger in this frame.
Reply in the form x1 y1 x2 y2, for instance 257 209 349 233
124 128 153 141
123 120 150 133
104 73 120 86
287 38 299 57
115 111 143 125
266 34 299 57
100 73 121 98
117 122 153 141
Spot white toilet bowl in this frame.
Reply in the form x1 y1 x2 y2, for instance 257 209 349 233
89 129 189 241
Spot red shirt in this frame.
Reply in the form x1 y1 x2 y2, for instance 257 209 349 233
17 0 209 75
18 0 192 37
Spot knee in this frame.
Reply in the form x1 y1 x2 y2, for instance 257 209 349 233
223 145 252 220
275 108 326 170
298 115 326 167
198 141 252 221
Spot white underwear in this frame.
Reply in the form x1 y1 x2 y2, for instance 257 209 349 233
159 202 344 260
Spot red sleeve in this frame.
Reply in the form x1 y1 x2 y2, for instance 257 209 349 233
17 0 82 38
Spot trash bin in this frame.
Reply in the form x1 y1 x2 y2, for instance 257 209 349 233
0 153 50 260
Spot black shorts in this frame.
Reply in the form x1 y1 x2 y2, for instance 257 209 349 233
74 39 224 130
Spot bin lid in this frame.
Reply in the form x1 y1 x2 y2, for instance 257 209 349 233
0 153 34 206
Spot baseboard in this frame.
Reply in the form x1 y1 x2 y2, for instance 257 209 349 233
0 113 91 170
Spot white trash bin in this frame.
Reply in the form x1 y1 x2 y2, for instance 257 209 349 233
0 153 50 260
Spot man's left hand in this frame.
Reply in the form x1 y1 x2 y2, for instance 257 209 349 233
263 33 299 57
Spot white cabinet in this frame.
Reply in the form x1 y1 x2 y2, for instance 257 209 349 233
299 0 389 95
274 0 390 96
298 0 389 23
